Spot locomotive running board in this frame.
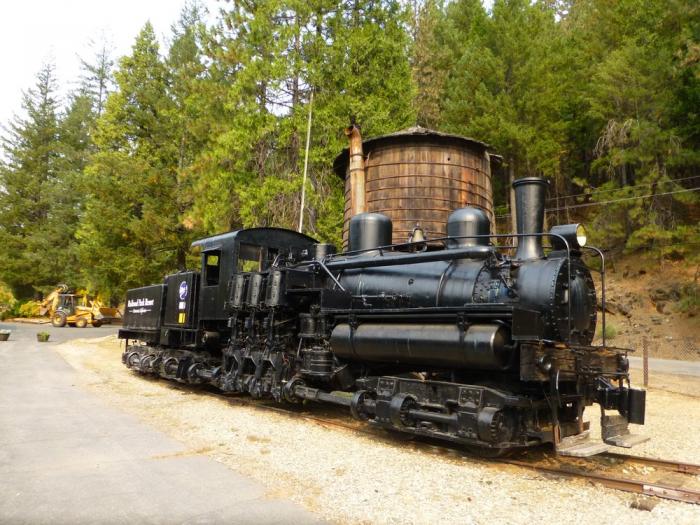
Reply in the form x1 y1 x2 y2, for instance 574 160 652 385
556 431 610 457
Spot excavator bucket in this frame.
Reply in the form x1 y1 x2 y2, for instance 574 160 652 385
98 307 122 320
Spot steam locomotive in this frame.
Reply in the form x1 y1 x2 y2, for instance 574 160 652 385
119 176 647 456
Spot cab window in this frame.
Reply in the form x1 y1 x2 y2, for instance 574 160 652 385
204 250 221 286
237 243 279 272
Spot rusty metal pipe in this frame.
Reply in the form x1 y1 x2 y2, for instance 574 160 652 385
345 124 366 215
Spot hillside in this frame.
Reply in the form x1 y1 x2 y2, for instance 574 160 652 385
592 254 699 360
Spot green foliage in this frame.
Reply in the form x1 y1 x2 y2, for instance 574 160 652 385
78 20 202 299
17 301 41 318
0 282 15 311
676 281 699 316
0 64 63 295
439 0 570 215
194 0 415 245
1 0 699 299
596 322 618 341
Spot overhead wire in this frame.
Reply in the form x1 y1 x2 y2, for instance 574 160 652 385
495 186 700 218
544 175 700 203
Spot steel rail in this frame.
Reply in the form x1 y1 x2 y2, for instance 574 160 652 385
501 458 700 504
600 452 700 476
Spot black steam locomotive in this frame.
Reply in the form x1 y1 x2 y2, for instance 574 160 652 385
119 177 646 456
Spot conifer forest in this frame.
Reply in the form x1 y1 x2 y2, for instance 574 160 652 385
0 0 698 304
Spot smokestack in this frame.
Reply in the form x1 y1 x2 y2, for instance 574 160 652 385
345 123 366 216
513 177 548 260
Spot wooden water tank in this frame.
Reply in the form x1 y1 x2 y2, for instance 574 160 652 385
333 127 496 248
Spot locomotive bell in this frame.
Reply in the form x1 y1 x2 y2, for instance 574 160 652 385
311 243 337 260
446 207 491 248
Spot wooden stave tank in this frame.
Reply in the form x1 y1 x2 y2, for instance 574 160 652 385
333 127 496 249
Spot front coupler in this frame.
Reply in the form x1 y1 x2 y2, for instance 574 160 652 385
597 377 646 425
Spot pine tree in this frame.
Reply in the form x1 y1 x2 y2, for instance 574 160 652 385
194 0 415 246
305 0 416 243
79 38 114 117
566 0 700 253
166 1 211 254
412 0 448 128
44 91 96 287
441 0 568 229
77 23 189 298
0 63 63 296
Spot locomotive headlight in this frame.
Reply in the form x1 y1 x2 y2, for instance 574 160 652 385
549 223 587 251
576 224 587 247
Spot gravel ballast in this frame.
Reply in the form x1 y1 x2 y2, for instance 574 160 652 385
55 336 700 525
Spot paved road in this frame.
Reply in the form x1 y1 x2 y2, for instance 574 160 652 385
0 322 322 524
0 319 120 344
629 355 700 377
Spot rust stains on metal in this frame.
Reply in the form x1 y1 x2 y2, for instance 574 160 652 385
345 124 367 217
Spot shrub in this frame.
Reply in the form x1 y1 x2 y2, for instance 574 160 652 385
0 282 15 313
17 301 42 318
676 282 699 317
596 322 618 340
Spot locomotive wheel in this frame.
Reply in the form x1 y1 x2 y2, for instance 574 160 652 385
51 312 67 327
75 318 88 328
126 351 141 368
477 407 514 444
389 393 417 429
282 377 305 403
350 390 372 421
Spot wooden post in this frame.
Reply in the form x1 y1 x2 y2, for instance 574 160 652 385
643 336 649 387
508 162 517 238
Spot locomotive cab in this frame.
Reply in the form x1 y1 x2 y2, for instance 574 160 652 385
192 228 318 337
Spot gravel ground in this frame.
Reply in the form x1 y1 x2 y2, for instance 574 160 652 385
53 336 700 525
629 368 700 398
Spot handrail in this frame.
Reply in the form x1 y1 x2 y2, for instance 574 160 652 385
582 246 607 349
314 260 346 292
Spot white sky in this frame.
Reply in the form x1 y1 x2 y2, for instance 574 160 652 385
0 0 219 129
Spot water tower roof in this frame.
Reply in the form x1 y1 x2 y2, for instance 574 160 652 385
333 126 495 179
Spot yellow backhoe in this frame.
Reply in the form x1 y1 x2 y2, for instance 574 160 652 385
39 285 121 328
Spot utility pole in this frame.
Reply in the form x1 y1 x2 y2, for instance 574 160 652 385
298 90 314 233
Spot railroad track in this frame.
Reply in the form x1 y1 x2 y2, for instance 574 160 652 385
166 381 700 505
503 453 700 505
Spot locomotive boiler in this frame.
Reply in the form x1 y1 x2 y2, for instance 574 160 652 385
119 128 647 457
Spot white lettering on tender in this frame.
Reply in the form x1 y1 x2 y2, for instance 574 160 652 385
131 307 152 314
127 298 155 308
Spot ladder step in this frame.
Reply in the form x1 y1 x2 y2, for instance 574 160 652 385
557 431 610 457
604 433 650 448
